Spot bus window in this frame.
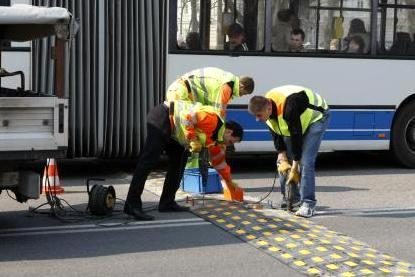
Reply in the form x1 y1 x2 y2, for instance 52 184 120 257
379 2 415 55
271 5 301 52
314 1 371 53
272 0 371 53
175 0 265 52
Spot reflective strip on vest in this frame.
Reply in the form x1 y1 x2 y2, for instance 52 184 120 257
213 160 227 170
210 148 225 164
265 85 327 136
183 67 239 112
172 101 202 145
171 101 225 146
166 79 191 102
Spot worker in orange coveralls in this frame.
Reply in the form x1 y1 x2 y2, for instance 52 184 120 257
124 101 244 221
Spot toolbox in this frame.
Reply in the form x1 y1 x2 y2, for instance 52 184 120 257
181 168 222 193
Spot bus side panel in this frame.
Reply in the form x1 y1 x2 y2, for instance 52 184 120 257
227 108 394 153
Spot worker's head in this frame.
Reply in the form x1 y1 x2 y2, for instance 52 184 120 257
223 120 244 146
248 96 272 122
239 76 255 96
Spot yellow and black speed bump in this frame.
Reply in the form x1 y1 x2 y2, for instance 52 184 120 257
191 200 415 276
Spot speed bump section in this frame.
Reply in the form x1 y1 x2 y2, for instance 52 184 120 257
191 200 415 276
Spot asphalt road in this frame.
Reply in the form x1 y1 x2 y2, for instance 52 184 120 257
0 151 414 276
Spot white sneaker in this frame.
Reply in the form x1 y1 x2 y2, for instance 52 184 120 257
295 203 315 218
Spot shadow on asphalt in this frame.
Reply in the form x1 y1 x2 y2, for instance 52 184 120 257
5 150 414 184
0 199 245 262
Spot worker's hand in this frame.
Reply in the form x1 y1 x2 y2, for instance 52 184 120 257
277 159 291 176
189 140 202 153
286 165 300 185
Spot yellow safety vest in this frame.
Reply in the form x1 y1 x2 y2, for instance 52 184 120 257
171 101 225 146
166 79 190 102
265 85 328 136
182 67 239 112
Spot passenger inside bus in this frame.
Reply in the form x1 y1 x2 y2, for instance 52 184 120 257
272 9 300 51
343 18 370 53
177 32 202 50
345 35 365 54
389 32 412 55
185 32 202 50
224 23 248 51
288 28 305 52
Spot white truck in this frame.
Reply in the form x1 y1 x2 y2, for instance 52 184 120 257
0 5 76 202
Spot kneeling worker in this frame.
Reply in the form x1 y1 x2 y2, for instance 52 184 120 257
124 101 243 220
248 85 329 218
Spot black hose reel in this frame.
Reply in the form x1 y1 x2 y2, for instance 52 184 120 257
86 178 116 216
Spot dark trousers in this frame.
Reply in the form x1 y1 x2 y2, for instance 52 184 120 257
125 104 189 209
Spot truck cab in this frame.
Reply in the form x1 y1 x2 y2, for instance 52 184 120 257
0 4 76 202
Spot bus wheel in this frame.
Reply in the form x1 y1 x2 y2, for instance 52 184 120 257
392 101 415 168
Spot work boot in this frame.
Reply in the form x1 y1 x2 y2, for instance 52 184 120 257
279 197 301 209
158 202 190 212
124 202 154 221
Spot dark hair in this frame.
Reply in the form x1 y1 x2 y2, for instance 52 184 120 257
349 18 367 34
291 28 305 40
185 32 201 50
226 120 244 141
227 23 245 38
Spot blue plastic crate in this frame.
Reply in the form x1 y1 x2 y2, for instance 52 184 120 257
181 168 223 193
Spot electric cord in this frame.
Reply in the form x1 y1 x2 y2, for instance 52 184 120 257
29 160 132 224
250 170 279 207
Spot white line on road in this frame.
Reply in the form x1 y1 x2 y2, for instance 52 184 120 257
316 206 415 218
0 218 205 233
0 221 211 238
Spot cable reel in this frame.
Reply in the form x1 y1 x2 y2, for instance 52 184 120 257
86 178 116 216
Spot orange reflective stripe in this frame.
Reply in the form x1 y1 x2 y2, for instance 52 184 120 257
169 114 174 133
210 151 225 165
213 160 227 170
217 165 231 182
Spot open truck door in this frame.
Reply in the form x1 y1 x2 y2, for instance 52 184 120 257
0 4 77 202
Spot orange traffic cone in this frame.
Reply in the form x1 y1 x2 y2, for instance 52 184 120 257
223 181 244 202
42 158 64 194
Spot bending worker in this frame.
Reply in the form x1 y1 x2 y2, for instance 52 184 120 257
124 100 244 221
248 85 329 218
166 67 254 117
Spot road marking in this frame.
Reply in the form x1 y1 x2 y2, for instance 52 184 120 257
0 218 208 237
316 207 415 218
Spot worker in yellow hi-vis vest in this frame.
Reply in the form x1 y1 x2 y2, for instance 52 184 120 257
166 67 254 117
166 67 254 169
248 85 330 218
124 101 244 221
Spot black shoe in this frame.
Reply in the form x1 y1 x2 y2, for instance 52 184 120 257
158 202 190 212
124 203 154 221
279 197 301 209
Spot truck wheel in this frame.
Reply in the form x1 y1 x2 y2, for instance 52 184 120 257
391 101 415 168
